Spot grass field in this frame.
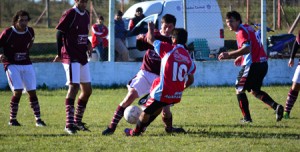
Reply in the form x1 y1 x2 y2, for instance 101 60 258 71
0 86 299 151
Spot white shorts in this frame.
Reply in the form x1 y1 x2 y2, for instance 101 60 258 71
128 70 159 97
6 64 36 91
292 65 300 83
62 62 91 85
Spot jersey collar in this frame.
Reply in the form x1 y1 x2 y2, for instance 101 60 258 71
11 26 28 34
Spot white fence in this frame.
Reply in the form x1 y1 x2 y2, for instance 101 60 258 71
0 59 295 89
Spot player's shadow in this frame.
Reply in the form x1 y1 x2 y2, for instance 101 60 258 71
184 130 300 140
182 123 291 129
0 133 87 137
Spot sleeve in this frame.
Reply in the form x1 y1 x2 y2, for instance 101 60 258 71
29 27 35 42
237 29 250 48
188 61 197 75
56 10 74 33
56 30 64 57
136 34 153 51
290 39 299 60
0 30 7 48
153 40 172 58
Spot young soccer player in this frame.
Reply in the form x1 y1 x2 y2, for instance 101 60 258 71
218 11 284 123
124 22 196 136
283 29 300 119
102 14 186 135
0 10 46 127
53 0 92 134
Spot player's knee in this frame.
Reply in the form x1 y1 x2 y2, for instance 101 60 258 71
128 88 138 97
162 106 172 118
67 84 80 96
251 90 262 98
13 90 23 98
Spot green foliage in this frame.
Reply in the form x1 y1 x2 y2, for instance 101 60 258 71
0 86 299 151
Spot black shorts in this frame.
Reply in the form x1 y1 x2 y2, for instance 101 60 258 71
144 100 168 115
236 62 268 92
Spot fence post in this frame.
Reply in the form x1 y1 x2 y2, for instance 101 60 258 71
246 0 249 24
277 0 281 29
46 0 50 28
273 0 276 30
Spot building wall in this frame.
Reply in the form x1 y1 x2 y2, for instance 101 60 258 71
0 59 294 89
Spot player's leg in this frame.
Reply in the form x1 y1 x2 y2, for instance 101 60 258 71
74 82 92 131
63 63 80 134
74 63 92 131
250 62 283 121
23 65 46 127
125 99 166 136
162 105 186 133
103 72 152 135
284 65 300 118
235 65 252 123
6 65 23 126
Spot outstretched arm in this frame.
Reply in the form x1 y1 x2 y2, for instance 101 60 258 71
146 22 155 46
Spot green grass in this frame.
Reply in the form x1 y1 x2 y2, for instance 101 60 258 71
0 86 299 151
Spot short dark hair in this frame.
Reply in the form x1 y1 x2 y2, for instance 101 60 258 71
99 16 104 20
226 11 242 23
172 28 187 45
12 10 31 25
136 7 143 12
117 10 123 16
161 14 176 26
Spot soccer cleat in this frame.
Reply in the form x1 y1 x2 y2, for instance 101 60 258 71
64 125 78 135
283 111 290 119
8 119 21 126
75 122 91 132
102 127 115 135
124 128 134 136
240 118 253 124
36 119 47 127
275 105 284 122
165 127 186 133
124 128 140 136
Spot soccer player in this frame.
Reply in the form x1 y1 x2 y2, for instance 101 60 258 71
102 14 186 135
218 11 284 123
53 0 92 134
0 10 46 127
124 23 196 136
283 29 300 119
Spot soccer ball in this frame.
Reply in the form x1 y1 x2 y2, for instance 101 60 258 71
124 105 142 124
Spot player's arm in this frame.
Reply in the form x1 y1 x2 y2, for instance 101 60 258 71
0 30 8 62
218 42 250 60
136 34 154 51
184 74 194 89
27 28 35 50
288 39 300 67
53 30 64 62
146 22 155 45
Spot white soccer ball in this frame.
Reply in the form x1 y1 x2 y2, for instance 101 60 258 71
124 105 142 124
